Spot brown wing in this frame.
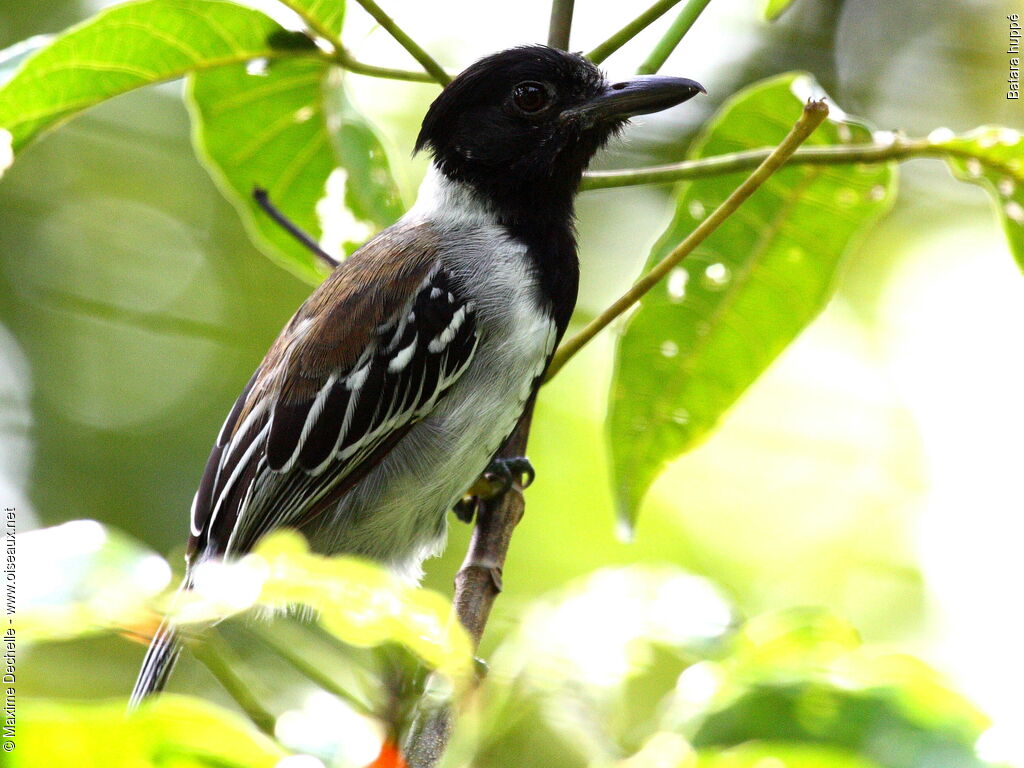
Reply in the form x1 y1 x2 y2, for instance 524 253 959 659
187 222 479 559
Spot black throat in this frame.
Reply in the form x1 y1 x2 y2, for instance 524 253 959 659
438 160 584 338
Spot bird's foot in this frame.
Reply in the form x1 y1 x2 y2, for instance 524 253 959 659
452 456 535 523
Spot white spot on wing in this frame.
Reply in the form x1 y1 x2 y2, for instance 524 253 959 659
278 373 339 474
346 364 369 391
429 304 472 353
389 335 418 372
189 492 202 536
208 422 270 533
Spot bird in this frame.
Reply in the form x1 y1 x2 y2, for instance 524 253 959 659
130 44 704 706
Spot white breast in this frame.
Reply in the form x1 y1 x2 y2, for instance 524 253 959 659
304 166 557 578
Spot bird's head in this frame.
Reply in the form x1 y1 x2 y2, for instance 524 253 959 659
415 45 704 207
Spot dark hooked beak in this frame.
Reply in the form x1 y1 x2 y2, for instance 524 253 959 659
564 76 705 127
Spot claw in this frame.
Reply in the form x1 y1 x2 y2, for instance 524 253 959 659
452 496 478 524
486 456 535 491
451 456 536 522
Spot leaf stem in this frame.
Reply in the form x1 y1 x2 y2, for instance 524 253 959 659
587 0 686 64
637 0 713 74
350 0 451 84
545 99 829 381
190 633 277 737
548 0 576 49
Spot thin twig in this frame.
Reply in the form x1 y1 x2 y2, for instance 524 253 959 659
246 624 374 715
271 0 440 84
547 0 576 49
190 632 277 737
587 0 686 64
350 0 451 84
253 187 339 269
580 136 1020 189
637 0 713 74
335 51 439 83
545 99 830 380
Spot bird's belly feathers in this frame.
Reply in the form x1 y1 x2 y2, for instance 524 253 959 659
300 229 557 580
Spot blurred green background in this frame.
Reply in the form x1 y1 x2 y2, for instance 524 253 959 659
1 0 1022 765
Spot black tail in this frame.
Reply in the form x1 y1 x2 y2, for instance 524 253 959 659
129 573 191 709
129 617 182 709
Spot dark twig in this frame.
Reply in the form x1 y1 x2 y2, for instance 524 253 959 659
547 0 576 50
252 187 339 270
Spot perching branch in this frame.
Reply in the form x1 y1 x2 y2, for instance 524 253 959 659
637 0 714 74
545 99 830 380
450 404 535 646
587 0 686 65
404 404 535 767
350 0 451 84
547 0 576 50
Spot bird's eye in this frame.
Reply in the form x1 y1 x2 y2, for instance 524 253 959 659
512 81 551 114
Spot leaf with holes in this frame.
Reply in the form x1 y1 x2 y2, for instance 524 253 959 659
0 0 318 155
608 73 896 528
188 58 405 282
929 126 1024 271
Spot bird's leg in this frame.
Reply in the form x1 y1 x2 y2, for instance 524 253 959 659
452 456 535 523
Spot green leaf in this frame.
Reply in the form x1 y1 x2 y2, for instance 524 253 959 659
173 531 474 684
282 0 347 37
763 0 801 21
732 607 862 672
188 58 404 282
12 695 286 768
929 126 1024 271
696 743 880 768
0 35 52 86
608 73 896 526
15 520 172 643
0 127 10 179
678 609 990 764
0 0 317 154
